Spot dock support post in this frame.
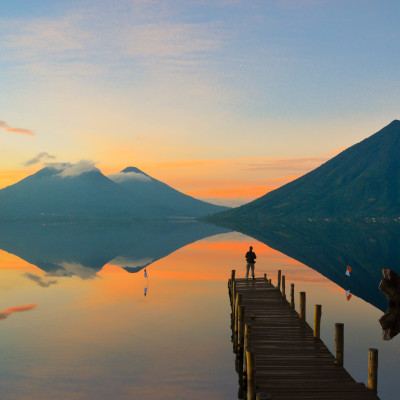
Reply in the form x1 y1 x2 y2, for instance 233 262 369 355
269 279 272 285
228 279 232 307
368 348 378 393
232 280 237 313
238 305 246 353
277 270 281 291
264 273 267 281
282 275 286 299
246 347 256 400
290 284 295 308
334 323 344 366
243 323 252 385
231 270 236 310
235 293 243 332
299 292 306 320
234 293 243 351
314 305 322 338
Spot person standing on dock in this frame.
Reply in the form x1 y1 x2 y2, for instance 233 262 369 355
245 246 257 280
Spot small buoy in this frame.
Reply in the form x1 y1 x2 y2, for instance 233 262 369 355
251 314 256 319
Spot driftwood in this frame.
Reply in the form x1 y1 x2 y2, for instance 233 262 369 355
379 268 400 340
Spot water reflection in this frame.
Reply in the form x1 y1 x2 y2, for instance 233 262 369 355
379 268 400 340
24 272 58 287
0 223 399 399
211 219 400 312
0 304 37 320
0 220 230 280
144 268 149 298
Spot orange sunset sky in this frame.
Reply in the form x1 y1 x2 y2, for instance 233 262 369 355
1 1 399 206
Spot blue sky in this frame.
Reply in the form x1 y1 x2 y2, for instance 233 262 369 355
1 0 399 204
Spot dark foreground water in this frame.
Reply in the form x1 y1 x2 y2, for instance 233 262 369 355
0 221 398 399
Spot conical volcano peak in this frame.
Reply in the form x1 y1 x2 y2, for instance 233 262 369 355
121 166 149 176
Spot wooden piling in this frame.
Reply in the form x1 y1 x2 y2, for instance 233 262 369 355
232 280 237 312
282 275 286 298
246 347 256 400
269 279 272 284
234 293 243 335
368 348 378 393
277 270 281 291
335 323 344 366
230 270 235 307
290 283 295 308
264 273 267 281
238 305 246 352
299 291 306 320
243 323 252 380
314 304 322 339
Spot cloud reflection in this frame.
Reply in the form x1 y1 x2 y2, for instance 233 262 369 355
24 272 58 287
0 304 37 320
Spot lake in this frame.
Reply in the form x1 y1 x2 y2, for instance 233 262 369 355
0 220 398 399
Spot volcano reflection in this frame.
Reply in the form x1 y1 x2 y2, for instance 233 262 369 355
0 221 230 280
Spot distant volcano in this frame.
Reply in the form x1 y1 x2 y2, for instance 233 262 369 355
0 163 229 220
108 166 228 217
207 120 400 221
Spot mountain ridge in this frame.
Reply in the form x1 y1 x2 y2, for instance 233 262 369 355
206 120 400 222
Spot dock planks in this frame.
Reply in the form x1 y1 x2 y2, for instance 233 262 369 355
230 277 380 400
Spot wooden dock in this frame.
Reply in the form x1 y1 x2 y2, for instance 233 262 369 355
229 272 380 400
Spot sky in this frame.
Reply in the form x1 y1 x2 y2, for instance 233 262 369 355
1 0 399 206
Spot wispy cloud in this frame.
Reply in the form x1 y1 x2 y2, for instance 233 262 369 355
24 152 56 166
1 14 89 61
24 272 57 288
45 160 99 177
277 0 337 9
0 304 37 320
59 160 98 177
0 120 35 136
122 22 222 61
0 4 224 79
241 157 327 172
108 171 151 183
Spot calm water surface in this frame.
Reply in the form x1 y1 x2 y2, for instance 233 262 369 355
0 223 398 399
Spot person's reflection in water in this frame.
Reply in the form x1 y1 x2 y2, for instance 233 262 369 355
379 268 400 340
144 268 149 301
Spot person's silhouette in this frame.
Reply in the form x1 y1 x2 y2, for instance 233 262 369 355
245 246 256 280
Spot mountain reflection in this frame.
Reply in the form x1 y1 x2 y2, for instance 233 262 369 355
0 221 230 280
211 219 400 312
